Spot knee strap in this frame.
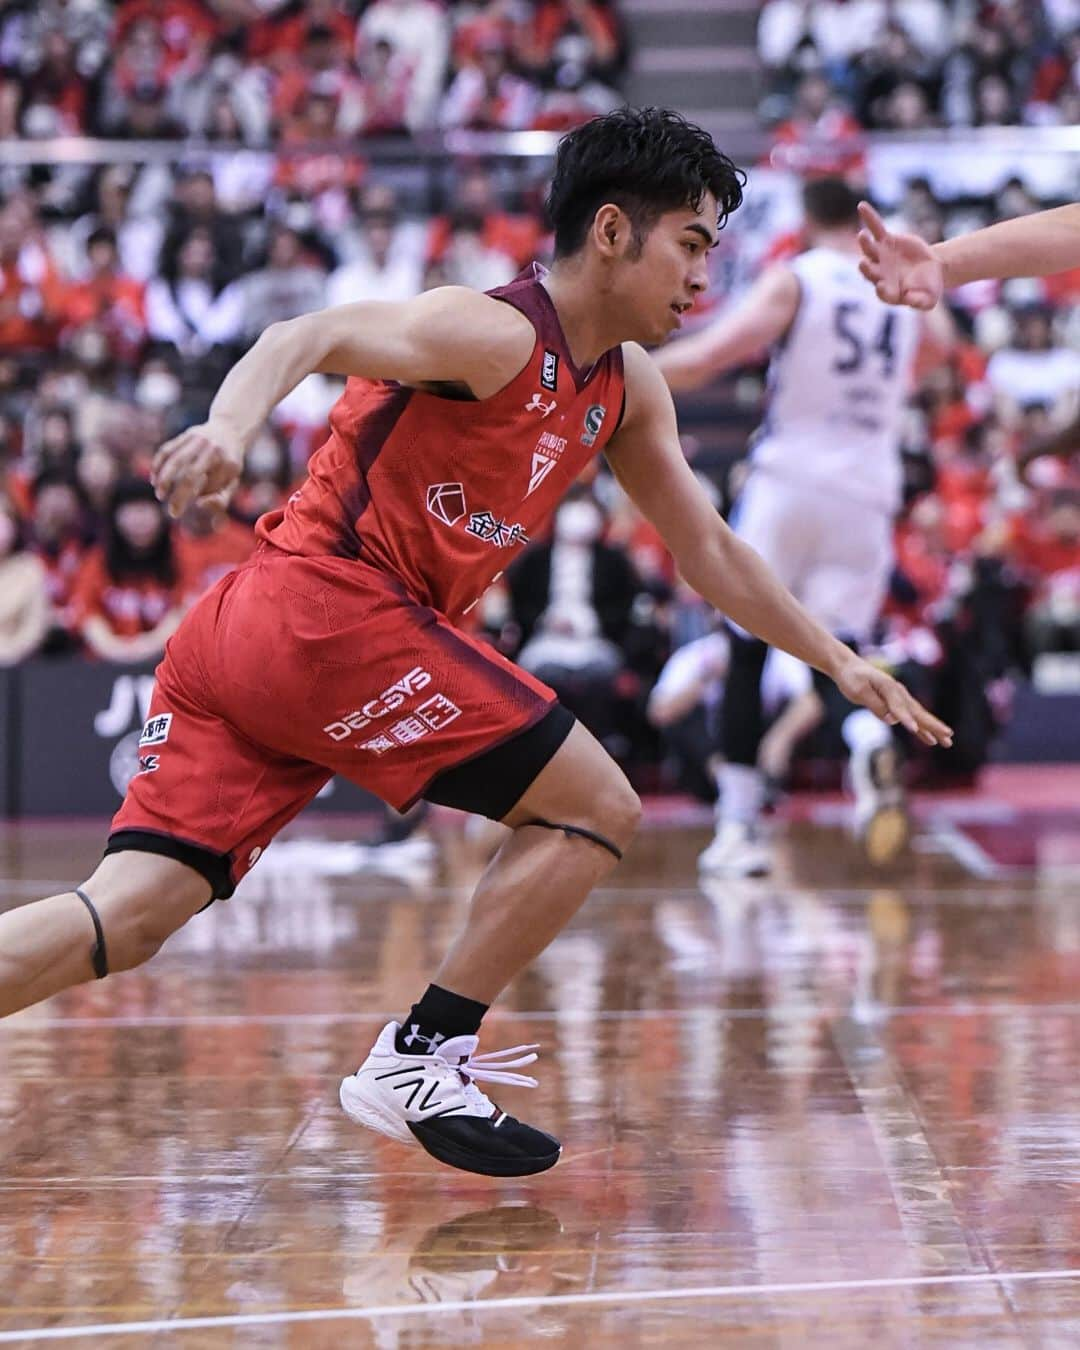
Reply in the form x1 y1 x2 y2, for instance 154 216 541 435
529 818 623 862
74 887 109 979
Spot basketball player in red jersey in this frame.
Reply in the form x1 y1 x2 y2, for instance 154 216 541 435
0 110 952 1177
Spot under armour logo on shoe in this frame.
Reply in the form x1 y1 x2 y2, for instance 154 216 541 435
402 1025 446 1053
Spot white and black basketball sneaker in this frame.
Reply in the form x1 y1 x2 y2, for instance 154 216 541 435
339 1022 561 1177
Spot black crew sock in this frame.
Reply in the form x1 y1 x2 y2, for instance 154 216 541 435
395 983 489 1055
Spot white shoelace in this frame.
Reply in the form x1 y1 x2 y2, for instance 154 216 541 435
451 1043 541 1090
448 1044 540 1116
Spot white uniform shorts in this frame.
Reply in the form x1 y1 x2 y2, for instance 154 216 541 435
730 468 894 642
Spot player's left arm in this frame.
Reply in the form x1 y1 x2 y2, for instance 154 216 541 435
652 264 800 393
606 344 953 745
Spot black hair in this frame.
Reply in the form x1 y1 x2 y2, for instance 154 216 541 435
545 107 745 259
86 225 117 252
802 178 861 229
104 478 176 586
31 466 85 503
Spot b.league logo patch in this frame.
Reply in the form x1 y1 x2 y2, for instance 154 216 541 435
541 349 559 392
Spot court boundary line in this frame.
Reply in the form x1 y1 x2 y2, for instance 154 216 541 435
831 1015 1008 1320
2 1267 1080 1341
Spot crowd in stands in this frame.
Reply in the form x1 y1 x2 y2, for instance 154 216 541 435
0 0 628 147
759 0 1078 132
0 0 1076 789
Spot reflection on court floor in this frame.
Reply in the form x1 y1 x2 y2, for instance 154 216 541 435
2 774 1080 1345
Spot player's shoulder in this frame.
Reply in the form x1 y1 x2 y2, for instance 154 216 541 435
406 285 537 392
409 284 530 338
614 342 676 434
620 341 670 398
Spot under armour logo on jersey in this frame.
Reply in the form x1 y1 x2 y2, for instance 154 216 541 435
402 1025 446 1053
525 392 557 418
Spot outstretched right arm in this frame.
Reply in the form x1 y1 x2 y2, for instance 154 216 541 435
152 287 532 517
857 201 1080 310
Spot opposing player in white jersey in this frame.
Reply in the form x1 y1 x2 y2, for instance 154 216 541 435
657 179 952 875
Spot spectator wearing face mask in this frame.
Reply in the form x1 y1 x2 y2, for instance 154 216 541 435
71 477 185 663
0 493 49 665
507 487 644 754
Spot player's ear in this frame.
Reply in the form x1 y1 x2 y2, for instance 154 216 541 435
592 204 624 258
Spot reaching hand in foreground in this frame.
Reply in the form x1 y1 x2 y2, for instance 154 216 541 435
151 420 245 519
856 202 944 311
832 650 954 747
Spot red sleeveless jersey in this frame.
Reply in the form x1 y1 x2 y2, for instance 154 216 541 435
256 266 626 620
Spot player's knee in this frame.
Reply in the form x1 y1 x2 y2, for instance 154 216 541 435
92 884 205 974
101 897 175 972
593 773 642 851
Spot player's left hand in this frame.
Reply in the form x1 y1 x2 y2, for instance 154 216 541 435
833 653 954 747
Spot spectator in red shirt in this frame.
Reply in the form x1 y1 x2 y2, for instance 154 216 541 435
27 471 92 650
439 34 539 130
1008 488 1080 654
175 501 254 606
770 72 866 178
72 478 185 663
113 0 218 63
0 196 67 353
517 0 626 85
62 227 147 365
272 22 365 132
427 165 541 271
18 30 89 136
275 90 367 201
249 0 357 70
356 37 413 135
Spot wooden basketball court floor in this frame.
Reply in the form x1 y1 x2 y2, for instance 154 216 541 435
3 769 1080 1347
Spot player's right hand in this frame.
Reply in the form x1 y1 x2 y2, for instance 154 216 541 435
833 652 954 748
151 420 245 519
856 202 945 311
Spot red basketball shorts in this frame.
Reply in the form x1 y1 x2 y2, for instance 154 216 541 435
108 550 562 896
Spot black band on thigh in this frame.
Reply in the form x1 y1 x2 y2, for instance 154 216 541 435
104 829 234 901
423 701 576 820
74 886 109 979
527 818 623 862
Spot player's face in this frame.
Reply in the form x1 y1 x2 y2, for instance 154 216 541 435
626 194 718 344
